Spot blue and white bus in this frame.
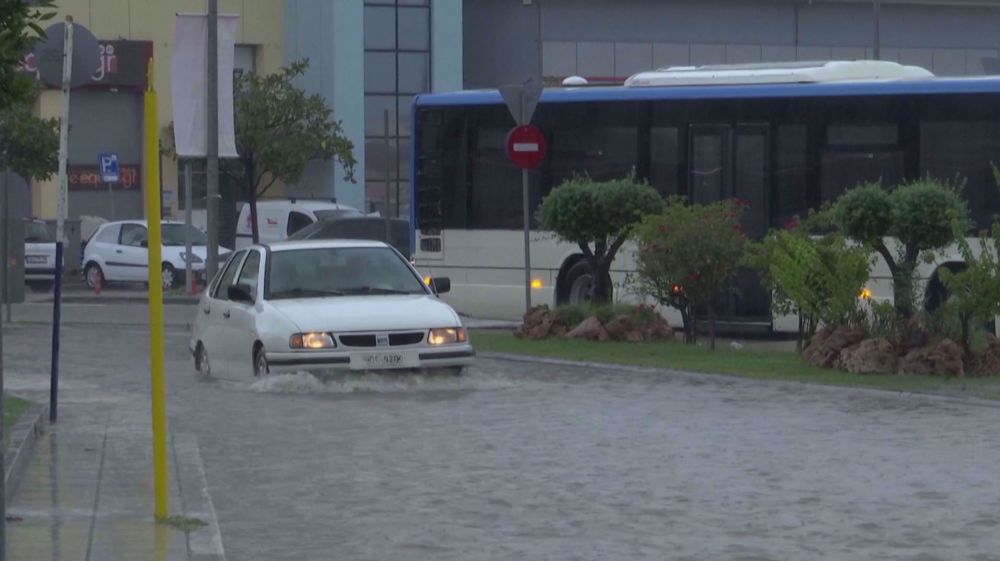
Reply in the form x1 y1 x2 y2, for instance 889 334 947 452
410 61 1000 330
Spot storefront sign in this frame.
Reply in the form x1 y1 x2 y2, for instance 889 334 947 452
18 40 153 90
68 165 140 191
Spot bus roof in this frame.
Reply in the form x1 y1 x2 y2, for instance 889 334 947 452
414 75 1000 108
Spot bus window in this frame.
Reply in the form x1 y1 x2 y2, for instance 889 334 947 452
773 124 809 228
920 121 1000 229
820 123 903 203
650 126 681 198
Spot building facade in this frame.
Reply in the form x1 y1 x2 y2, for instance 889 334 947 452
465 0 1000 88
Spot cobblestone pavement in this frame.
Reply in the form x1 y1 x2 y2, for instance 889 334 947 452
4 321 1000 561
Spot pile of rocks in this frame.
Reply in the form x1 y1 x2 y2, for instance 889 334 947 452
514 305 674 343
803 325 1000 377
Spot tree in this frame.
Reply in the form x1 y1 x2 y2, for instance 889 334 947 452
938 223 1000 353
539 173 663 304
0 0 55 110
832 179 968 318
234 59 356 243
0 94 59 180
634 198 748 349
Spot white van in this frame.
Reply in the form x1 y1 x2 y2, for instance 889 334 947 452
235 199 362 249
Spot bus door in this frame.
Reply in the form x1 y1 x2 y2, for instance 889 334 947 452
688 123 772 325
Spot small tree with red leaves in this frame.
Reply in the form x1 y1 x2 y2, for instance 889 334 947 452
634 197 748 348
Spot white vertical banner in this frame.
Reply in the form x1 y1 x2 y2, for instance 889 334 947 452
171 13 240 158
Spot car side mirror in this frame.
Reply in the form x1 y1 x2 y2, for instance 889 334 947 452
140 240 148 248
430 277 451 294
228 283 254 303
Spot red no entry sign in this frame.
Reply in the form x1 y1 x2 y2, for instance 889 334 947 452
506 125 546 169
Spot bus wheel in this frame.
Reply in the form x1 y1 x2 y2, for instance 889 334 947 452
565 261 595 305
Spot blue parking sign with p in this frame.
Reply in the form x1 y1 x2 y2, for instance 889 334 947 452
98 152 120 183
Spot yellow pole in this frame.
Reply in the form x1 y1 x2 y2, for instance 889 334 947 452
144 57 169 520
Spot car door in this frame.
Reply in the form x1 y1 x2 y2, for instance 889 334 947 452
222 249 263 376
200 250 246 377
114 223 149 282
86 224 121 280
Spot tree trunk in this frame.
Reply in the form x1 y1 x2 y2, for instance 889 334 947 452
708 301 717 351
796 307 804 354
589 257 612 304
682 306 696 345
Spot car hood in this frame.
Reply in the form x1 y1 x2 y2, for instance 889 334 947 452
268 294 461 332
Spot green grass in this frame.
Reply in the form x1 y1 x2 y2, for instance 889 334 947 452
472 330 1000 401
4 395 33 447
159 515 208 532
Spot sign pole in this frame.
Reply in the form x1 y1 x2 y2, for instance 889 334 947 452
56 17 73 245
205 0 220 281
184 163 193 294
2 168 9 323
520 91 532 312
384 109 392 243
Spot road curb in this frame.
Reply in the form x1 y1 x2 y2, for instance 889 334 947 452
4 403 47 506
478 351 1000 409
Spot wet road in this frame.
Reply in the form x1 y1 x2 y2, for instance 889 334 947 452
5 324 1000 561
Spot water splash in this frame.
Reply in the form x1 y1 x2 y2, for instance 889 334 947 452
249 369 513 394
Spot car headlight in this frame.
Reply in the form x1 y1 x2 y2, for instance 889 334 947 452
428 327 468 346
181 251 203 264
289 332 337 349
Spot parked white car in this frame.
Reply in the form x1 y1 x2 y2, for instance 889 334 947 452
24 219 58 289
190 239 474 377
83 220 227 289
235 199 362 249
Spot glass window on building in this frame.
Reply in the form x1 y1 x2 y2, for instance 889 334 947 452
364 0 431 220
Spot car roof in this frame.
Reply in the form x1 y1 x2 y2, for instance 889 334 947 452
100 220 187 227
253 199 354 211
263 239 390 252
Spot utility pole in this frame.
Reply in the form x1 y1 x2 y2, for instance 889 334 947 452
873 0 881 60
205 0 220 280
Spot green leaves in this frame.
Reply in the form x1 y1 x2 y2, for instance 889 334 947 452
539 173 663 250
233 59 357 197
833 183 892 245
0 0 56 110
0 91 58 181
888 179 967 250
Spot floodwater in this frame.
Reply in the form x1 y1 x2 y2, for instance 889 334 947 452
198 360 1000 561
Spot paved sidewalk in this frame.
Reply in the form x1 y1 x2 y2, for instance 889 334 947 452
4 402 224 561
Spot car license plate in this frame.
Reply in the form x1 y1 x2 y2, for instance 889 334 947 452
25 255 47 264
350 351 418 370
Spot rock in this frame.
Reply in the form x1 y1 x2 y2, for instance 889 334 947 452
515 305 561 340
803 325 866 369
897 338 965 377
604 315 641 342
839 338 897 374
642 315 675 342
564 316 609 342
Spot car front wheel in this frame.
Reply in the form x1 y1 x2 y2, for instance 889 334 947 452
161 263 177 290
195 343 211 376
253 346 269 377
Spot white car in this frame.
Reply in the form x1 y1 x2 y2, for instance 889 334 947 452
189 239 475 377
24 219 58 289
83 220 227 289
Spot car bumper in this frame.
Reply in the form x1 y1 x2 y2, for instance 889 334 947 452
25 267 56 280
265 344 476 373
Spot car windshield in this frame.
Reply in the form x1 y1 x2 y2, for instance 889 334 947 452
162 224 207 246
267 246 426 299
25 222 53 243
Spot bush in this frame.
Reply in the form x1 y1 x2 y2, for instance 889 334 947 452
554 303 661 328
832 178 968 318
939 223 1000 352
634 198 747 349
746 223 871 347
539 173 663 304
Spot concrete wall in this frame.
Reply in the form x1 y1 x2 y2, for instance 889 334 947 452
464 0 1000 88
